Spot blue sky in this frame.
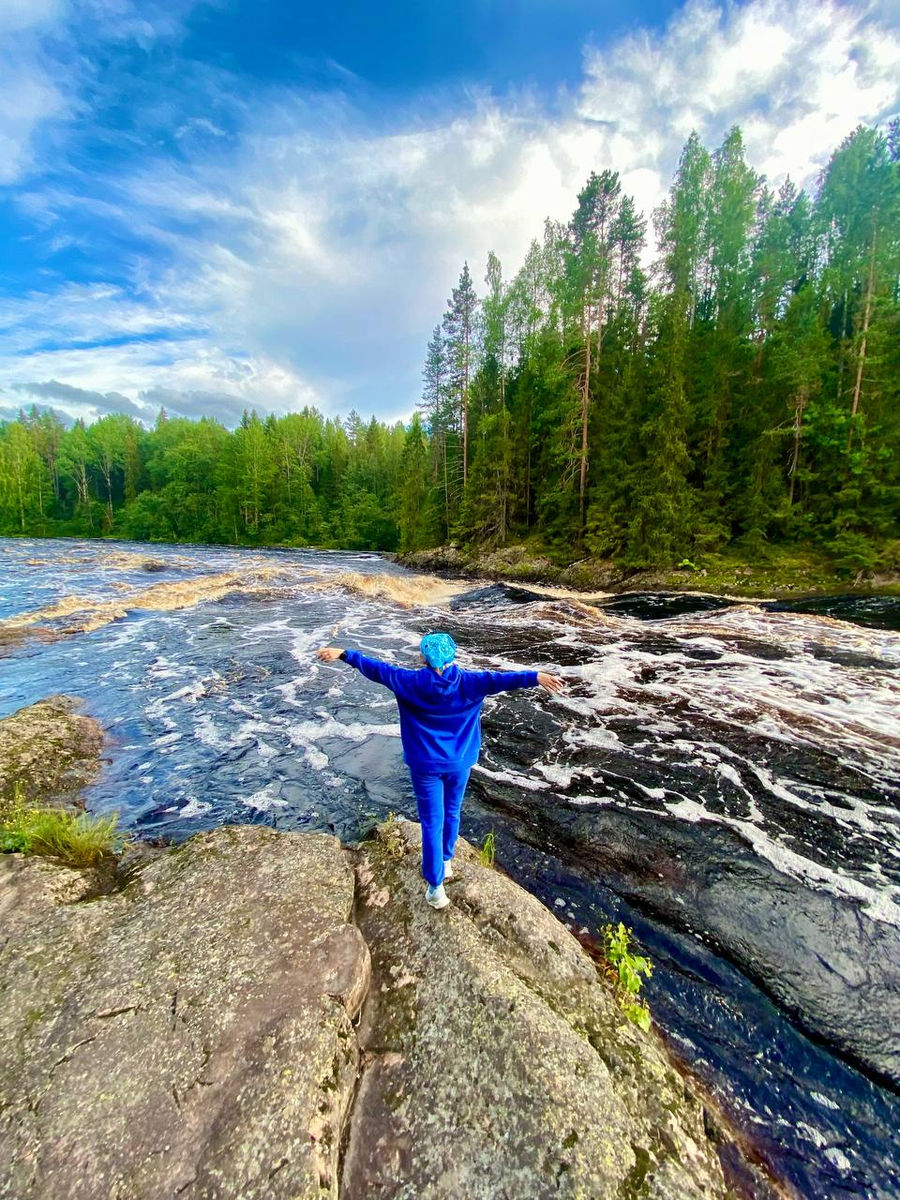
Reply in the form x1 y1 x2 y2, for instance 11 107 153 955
1 0 898 428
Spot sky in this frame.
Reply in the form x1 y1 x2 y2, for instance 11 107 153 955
0 0 898 430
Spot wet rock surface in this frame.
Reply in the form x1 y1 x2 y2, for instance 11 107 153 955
345 820 729 1200
0 821 735 1200
0 695 104 806
484 793 900 1088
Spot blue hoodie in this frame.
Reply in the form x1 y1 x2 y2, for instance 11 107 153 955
342 649 539 771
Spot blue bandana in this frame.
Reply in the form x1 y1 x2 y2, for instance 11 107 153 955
420 632 457 669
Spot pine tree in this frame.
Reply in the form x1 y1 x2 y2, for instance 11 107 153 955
397 413 429 551
442 263 478 485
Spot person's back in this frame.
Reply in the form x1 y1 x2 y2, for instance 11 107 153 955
316 633 565 909
338 650 541 772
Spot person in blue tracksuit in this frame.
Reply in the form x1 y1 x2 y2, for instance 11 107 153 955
316 632 565 910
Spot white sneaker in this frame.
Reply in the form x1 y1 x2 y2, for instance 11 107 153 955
425 883 450 910
443 858 454 881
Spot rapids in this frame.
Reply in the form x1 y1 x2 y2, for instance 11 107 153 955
2 537 899 1198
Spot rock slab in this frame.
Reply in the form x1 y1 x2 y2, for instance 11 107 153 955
1 819 732 1200
0 825 369 1199
344 820 729 1200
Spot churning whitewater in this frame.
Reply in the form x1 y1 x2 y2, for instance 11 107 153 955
2 537 899 1199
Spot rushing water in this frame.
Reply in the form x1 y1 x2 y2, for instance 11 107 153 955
2 537 899 1199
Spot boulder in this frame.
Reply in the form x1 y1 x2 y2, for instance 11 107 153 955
0 826 369 1199
0 819 731 1199
0 695 104 807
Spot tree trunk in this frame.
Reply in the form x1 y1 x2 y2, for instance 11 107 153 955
102 465 113 527
579 319 591 532
462 326 469 486
442 432 450 540
848 209 878 452
836 288 849 402
788 387 807 507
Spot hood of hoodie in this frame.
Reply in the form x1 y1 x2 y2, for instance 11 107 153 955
417 662 462 696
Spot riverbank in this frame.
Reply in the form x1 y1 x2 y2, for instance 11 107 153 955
0 695 765 1199
6 531 900 599
398 543 900 599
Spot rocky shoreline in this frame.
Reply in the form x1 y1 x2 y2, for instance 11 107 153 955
397 544 900 600
0 697 786 1199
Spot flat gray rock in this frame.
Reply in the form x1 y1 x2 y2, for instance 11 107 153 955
0 826 369 1199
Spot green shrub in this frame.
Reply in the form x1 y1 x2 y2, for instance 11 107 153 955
601 921 653 1032
0 782 123 867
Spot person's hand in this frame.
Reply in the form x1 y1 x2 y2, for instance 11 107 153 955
316 647 344 663
537 672 566 694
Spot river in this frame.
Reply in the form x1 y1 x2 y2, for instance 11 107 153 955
2 537 899 1198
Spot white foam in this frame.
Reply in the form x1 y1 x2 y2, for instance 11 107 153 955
162 682 206 704
180 796 212 818
795 1122 828 1148
242 786 287 812
565 726 621 751
192 713 234 750
535 763 576 788
289 715 401 744
716 762 746 790
474 764 548 792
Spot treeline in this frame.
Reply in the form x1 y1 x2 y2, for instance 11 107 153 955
1 123 898 570
0 408 408 549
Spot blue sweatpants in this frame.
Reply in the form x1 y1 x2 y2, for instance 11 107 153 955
409 766 471 887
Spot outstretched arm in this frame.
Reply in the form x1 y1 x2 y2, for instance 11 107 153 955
468 667 566 697
315 646 407 693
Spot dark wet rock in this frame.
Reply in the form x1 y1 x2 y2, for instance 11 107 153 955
141 559 168 573
487 797 900 1088
767 594 900 633
593 591 735 620
344 820 729 1200
0 826 368 1200
0 695 104 807
449 582 548 609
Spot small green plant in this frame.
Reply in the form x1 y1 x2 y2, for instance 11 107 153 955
0 781 123 867
479 829 496 868
676 558 698 571
380 810 405 859
601 921 653 1032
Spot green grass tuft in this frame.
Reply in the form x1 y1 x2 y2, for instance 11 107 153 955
479 829 496 868
0 781 124 868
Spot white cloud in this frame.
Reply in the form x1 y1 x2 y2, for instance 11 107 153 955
1 0 898 426
578 0 900 193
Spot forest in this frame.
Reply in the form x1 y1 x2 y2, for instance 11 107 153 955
1 123 898 574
